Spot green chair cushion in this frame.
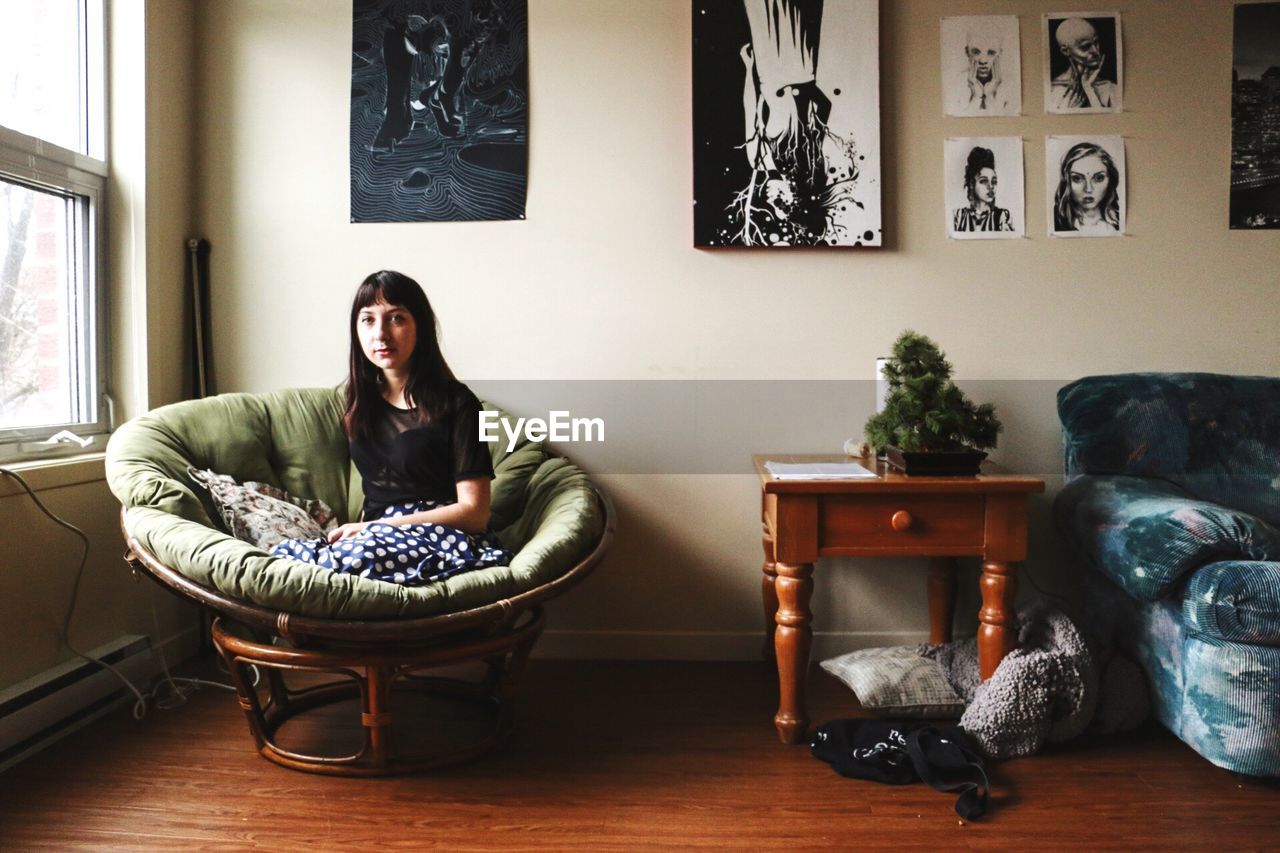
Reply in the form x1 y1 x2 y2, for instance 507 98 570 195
107 388 604 620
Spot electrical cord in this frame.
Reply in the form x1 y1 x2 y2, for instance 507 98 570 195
144 604 246 712
0 465 250 719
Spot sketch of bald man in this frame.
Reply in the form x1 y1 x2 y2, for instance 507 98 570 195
942 16 1021 118
958 31 1007 112
1047 15 1120 112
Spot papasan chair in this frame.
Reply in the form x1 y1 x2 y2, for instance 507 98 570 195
106 387 613 776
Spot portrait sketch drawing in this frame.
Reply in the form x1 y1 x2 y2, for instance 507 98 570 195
941 16 1021 118
945 137 1024 240
1046 134 1125 237
1044 12 1123 113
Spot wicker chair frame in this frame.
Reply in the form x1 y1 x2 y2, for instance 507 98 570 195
121 486 614 776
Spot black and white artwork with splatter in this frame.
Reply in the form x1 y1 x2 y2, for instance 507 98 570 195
350 0 527 223
693 0 882 247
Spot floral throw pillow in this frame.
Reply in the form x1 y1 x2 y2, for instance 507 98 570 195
188 468 339 550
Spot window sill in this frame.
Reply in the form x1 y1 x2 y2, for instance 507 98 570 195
0 452 107 497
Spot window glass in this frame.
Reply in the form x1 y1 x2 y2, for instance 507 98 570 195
0 1 85 154
0 0 106 460
0 179 89 432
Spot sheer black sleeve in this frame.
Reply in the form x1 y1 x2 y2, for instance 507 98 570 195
450 384 496 483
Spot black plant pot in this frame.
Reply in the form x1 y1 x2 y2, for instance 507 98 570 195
884 445 987 476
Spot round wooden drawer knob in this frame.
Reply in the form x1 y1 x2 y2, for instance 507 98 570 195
891 510 913 532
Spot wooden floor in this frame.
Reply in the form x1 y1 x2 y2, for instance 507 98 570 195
0 658 1276 850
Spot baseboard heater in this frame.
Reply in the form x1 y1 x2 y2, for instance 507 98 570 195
0 635 155 773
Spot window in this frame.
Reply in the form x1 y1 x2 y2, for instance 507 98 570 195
0 0 108 461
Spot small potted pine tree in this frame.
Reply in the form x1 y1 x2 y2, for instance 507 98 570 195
864 331 1002 475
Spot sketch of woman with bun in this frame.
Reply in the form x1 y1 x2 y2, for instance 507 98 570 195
953 146 1012 233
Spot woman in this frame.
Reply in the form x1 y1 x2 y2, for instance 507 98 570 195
1053 141 1121 234
953 147 1013 233
271 270 510 585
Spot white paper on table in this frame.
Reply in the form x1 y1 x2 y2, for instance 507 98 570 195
764 461 878 480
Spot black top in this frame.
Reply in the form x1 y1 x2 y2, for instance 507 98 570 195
349 382 495 520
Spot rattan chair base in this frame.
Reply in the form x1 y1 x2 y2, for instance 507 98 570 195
119 484 614 777
211 609 544 776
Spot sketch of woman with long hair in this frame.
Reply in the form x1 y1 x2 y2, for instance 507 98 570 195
1053 141 1121 233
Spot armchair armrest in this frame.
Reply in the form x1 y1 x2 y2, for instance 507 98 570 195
1054 475 1280 602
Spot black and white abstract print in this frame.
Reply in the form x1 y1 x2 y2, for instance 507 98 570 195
350 0 528 222
693 0 882 247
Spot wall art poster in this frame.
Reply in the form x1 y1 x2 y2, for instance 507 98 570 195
350 0 528 223
693 0 882 247
941 16 1022 118
944 137 1024 239
1043 12 1122 114
1045 134 1125 237
1231 1 1280 229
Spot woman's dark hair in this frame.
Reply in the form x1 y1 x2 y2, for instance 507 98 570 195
1053 141 1121 231
342 270 457 439
963 146 996 203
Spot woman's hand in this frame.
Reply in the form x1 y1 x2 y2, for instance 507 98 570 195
327 521 369 543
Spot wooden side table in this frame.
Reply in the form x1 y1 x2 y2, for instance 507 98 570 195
754 454 1045 745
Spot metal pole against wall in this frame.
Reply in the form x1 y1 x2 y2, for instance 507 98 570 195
186 238 212 399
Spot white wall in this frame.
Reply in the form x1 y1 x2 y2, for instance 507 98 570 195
111 0 197 416
0 466 196 688
191 0 1280 659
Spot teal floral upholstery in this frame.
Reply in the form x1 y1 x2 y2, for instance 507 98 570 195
1056 373 1280 777
1183 561 1280 645
1056 475 1280 602
1084 571 1280 777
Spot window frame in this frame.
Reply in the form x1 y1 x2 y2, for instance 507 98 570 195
0 0 109 463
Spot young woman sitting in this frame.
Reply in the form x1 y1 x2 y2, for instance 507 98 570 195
271 269 510 585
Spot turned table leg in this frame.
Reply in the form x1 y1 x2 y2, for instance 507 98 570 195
927 557 957 645
774 561 814 744
761 523 778 660
978 560 1018 680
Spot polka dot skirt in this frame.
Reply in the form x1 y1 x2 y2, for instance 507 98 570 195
270 500 511 586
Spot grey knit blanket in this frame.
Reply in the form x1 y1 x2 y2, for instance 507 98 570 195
918 605 1099 760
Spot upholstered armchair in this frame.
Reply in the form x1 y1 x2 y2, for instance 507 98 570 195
1054 373 1280 777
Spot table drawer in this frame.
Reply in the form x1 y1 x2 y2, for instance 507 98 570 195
819 494 985 552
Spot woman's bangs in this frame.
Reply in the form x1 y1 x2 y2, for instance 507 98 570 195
353 273 419 313
351 279 387 313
